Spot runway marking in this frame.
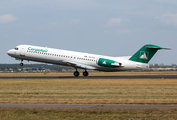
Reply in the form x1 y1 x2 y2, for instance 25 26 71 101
0 104 177 109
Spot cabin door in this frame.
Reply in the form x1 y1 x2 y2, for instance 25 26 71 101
20 46 26 56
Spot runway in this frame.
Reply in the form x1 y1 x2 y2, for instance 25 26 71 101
0 104 177 109
0 75 177 79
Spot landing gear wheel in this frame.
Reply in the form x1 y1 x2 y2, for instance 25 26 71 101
20 63 24 66
83 71 89 77
74 71 79 77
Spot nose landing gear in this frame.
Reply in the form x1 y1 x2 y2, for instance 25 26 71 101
20 60 24 66
20 63 24 66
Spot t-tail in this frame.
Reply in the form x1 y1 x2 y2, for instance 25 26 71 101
129 44 170 63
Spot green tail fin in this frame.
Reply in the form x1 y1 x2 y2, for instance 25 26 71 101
129 44 164 63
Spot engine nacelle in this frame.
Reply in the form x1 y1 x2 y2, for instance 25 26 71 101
97 58 121 67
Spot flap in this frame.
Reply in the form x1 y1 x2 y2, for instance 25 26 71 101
62 60 96 70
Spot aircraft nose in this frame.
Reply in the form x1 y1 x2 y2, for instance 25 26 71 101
7 49 14 56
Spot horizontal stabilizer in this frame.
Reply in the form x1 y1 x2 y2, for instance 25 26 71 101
162 48 171 50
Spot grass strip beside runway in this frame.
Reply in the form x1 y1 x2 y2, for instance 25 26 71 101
1 108 177 120
0 78 177 104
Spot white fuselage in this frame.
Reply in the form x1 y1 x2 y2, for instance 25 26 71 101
7 45 149 72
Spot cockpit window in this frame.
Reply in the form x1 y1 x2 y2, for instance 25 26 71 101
15 47 18 50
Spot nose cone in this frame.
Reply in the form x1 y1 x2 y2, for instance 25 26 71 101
7 49 14 56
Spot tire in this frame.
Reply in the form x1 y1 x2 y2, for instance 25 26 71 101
20 63 24 66
83 71 89 77
74 71 79 77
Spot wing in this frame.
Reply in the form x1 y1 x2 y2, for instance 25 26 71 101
62 60 97 70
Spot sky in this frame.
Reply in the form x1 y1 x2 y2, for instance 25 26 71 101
0 0 177 65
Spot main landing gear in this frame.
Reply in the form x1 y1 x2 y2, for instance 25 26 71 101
83 71 88 77
20 60 24 66
73 71 80 77
73 69 89 77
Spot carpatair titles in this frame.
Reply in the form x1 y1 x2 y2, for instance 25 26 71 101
28 47 48 52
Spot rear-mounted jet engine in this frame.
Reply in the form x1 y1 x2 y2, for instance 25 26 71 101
97 58 122 67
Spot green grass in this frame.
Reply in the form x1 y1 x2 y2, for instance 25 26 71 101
0 79 177 104
1 108 177 120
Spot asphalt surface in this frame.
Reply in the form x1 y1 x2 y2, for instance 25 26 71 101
0 75 177 79
0 104 177 109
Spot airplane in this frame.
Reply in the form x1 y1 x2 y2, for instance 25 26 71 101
7 44 170 77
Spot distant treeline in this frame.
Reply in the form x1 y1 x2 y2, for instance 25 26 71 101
0 64 74 71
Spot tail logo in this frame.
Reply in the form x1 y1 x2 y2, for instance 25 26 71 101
140 51 149 60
